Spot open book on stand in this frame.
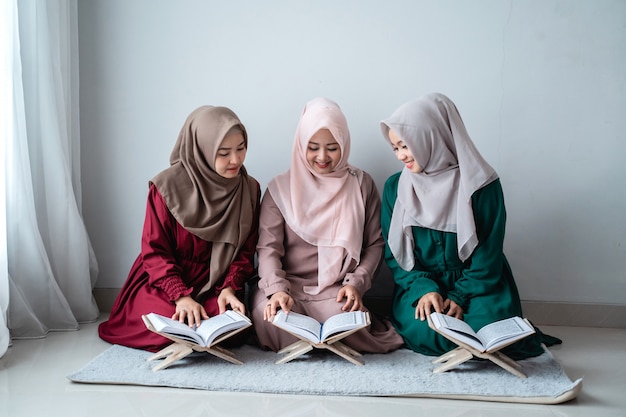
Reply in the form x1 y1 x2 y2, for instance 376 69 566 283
271 310 370 365
429 312 535 353
142 310 251 371
427 312 536 378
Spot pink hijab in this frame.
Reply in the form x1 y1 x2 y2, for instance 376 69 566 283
268 97 365 294
380 93 498 268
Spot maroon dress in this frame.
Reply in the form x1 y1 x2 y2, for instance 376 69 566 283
98 184 259 352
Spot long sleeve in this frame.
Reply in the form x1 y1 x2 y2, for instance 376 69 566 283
142 182 260 302
381 173 439 305
216 182 261 293
257 190 291 297
446 179 508 309
341 173 384 295
382 173 512 310
141 185 192 301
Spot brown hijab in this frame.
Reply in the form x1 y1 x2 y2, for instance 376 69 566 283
151 106 259 294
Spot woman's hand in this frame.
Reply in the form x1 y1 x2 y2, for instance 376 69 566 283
415 293 465 321
173 295 209 328
264 291 294 321
337 284 363 312
415 292 445 321
443 298 464 320
218 286 245 315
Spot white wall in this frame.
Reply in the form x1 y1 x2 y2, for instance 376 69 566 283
78 0 626 305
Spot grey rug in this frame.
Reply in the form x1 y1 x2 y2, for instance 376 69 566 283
68 344 582 404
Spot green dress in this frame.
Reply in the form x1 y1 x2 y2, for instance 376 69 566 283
381 173 556 360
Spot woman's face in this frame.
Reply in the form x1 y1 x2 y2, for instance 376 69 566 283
306 129 342 175
214 130 247 178
389 128 423 173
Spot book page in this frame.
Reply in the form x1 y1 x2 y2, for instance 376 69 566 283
429 312 485 352
145 313 203 346
320 311 367 341
476 317 534 351
195 311 240 346
273 311 322 343
436 314 476 335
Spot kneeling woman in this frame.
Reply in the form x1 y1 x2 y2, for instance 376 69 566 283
99 106 260 352
250 97 403 354
380 93 559 360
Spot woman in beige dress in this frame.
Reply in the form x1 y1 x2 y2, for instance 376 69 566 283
250 97 403 353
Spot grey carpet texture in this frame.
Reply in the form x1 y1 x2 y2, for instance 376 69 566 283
68 344 582 404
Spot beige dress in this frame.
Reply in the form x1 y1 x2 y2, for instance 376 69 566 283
250 172 404 353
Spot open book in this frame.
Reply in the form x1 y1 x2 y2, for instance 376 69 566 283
143 310 251 348
429 312 536 353
272 310 368 345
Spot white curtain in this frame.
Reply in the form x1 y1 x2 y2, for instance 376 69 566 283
0 0 11 356
0 0 99 358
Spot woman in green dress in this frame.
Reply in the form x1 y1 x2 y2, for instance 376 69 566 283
379 93 558 359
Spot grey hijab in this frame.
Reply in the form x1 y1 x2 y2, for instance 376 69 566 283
380 93 498 268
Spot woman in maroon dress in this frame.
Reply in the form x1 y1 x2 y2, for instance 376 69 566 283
98 106 260 352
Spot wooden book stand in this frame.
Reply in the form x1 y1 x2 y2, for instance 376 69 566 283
427 315 529 378
141 314 250 371
274 312 370 366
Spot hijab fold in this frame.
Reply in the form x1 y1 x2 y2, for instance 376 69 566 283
151 106 258 295
269 97 364 294
380 93 498 269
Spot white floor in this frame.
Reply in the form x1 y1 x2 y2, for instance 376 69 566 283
1 318 625 417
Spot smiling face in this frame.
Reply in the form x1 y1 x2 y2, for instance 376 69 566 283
388 128 423 174
214 128 247 178
306 129 342 175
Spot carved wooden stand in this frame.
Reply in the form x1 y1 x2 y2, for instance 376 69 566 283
427 315 529 378
142 314 249 371
274 312 370 366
